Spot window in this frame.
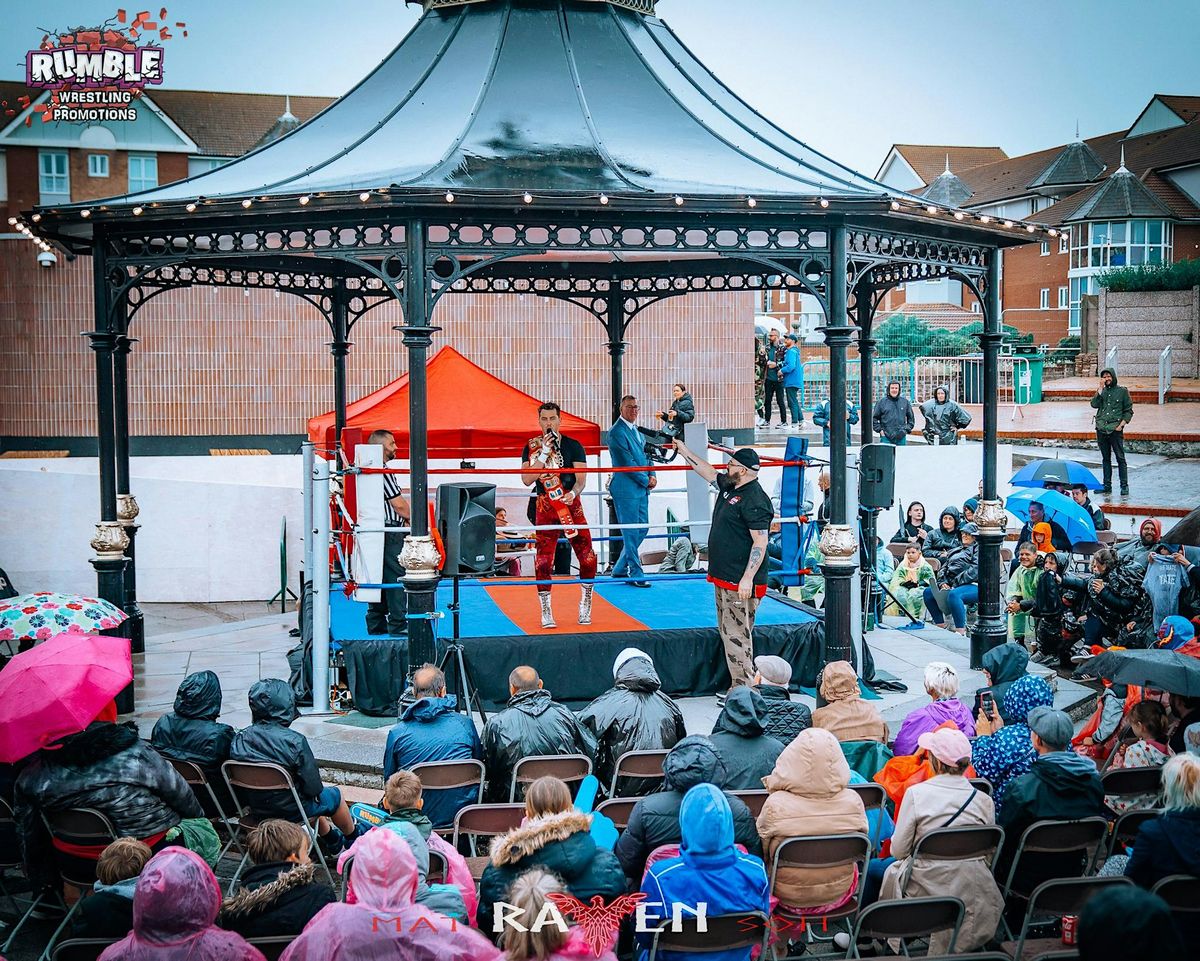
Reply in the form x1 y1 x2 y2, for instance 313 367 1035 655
971 301 981 313
87 154 109 178
38 150 70 204
1040 288 1050 310
1040 240 1050 256
187 156 229 177
1058 286 1069 309
1059 234 1069 254
128 153 158 193
1068 276 1097 333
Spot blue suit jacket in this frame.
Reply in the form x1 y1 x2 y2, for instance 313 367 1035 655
609 420 655 499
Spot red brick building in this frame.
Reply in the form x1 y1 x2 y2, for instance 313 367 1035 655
876 95 1200 345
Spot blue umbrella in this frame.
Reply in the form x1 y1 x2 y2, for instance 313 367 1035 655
1009 459 1103 491
1005 488 1098 544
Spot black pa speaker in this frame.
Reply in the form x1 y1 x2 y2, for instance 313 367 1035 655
858 443 896 509
436 482 497 574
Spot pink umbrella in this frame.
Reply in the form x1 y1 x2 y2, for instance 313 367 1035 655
0 632 132 762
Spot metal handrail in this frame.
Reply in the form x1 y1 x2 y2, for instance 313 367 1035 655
267 516 298 613
1159 345 1173 405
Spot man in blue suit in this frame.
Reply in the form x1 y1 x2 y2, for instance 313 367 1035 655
609 395 657 588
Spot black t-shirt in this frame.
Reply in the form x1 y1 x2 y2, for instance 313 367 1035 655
521 433 587 495
708 473 774 585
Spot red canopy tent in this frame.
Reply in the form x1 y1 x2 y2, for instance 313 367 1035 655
306 346 601 458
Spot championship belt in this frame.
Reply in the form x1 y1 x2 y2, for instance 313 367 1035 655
531 433 579 539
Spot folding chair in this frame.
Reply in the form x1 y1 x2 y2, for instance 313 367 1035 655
426 848 448 884
646 911 768 961
608 749 669 798
596 797 638 831
1151 875 1200 945
450 803 525 880
1104 808 1160 861
1100 765 1163 802
768 833 872 959
244 935 295 961
509 754 592 802
1069 541 1102 574
166 757 241 861
49 939 120 961
848 896 964 958
848 783 887 849
0 796 51 955
729 789 768 819
408 758 486 815
1005 875 1131 961
37 808 119 961
901 825 1006 893
1096 530 1117 546
970 777 994 797
220 760 337 891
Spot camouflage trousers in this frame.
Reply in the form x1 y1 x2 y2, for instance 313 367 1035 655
714 586 760 687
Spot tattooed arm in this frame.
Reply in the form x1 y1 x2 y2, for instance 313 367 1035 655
739 530 769 599
671 437 717 483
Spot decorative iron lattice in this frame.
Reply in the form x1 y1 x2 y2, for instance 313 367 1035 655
848 228 990 272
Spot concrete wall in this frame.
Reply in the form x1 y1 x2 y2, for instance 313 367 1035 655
1099 287 1200 378
0 443 1012 603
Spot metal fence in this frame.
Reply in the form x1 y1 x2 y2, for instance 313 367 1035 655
799 356 1031 409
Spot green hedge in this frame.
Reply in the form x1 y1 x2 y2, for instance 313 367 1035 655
1098 257 1200 292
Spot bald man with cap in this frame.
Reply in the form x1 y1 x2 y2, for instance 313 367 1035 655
673 438 774 688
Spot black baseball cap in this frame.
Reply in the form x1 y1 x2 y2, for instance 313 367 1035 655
731 449 761 471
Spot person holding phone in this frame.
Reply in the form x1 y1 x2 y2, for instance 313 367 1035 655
1090 368 1133 495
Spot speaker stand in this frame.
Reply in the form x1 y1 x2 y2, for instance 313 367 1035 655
438 639 488 725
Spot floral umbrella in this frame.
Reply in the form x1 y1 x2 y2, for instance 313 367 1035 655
0 591 127 644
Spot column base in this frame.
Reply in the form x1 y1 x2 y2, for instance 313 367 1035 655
402 575 440 674
819 562 856 707
91 554 133 713
970 616 1009 670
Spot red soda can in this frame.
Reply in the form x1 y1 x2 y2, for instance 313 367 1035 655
1061 914 1078 945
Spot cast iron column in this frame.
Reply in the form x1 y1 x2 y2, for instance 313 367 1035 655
818 224 857 691
87 238 132 712
330 281 351 450
971 252 1008 667
605 292 626 424
397 220 442 675
113 322 144 654
855 282 879 624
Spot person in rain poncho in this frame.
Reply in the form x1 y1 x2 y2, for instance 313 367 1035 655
920 386 971 445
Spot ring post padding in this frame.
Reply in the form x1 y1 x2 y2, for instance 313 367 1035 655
353 444 384 605
683 420 712 546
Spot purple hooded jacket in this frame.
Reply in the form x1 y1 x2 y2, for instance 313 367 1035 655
892 698 976 757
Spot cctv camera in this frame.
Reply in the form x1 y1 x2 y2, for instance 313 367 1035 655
37 250 57 268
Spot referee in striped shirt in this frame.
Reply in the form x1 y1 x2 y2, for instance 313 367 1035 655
366 429 411 636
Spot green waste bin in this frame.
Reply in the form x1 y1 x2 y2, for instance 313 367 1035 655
961 354 984 403
1013 355 1044 404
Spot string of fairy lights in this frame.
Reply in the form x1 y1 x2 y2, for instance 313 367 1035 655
11 185 1066 257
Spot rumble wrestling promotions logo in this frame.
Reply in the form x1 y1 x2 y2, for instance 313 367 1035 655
14 8 186 125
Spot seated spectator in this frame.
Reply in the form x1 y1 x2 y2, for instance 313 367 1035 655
218 820 335 939
1073 682 1134 763
1084 547 1155 650
1145 546 1188 629
15 715 202 890
922 523 980 635
1025 551 1075 667
1169 693 1200 755
812 660 888 744
482 666 596 803
578 648 686 796
383 663 482 828
614 736 761 881
973 643 1030 724
229 678 358 851
478 776 625 935
887 544 935 620
923 506 963 560
1070 484 1106 532
493 508 523 576
1079 885 1185 961
504 868 618 961
757 728 868 913
150 671 235 799
1157 613 1199 655
72 838 152 940
1117 518 1161 574
878 728 1003 953
961 496 979 525
98 847 262 961
892 662 975 756
996 706 1104 896
1006 542 1042 646
1125 755 1200 907
1105 700 1170 815
375 770 471 922
870 535 894 605
1014 501 1071 557
972 674 1054 813
639 785 770 961
890 501 932 548
751 654 812 744
812 397 859 447
708 686 785 790
280 828 500 961
660 527 701 574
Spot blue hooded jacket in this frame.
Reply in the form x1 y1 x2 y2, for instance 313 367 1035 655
638 784 770 961
382 695 482 828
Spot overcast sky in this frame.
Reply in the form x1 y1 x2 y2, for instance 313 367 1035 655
4 0 1198 173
